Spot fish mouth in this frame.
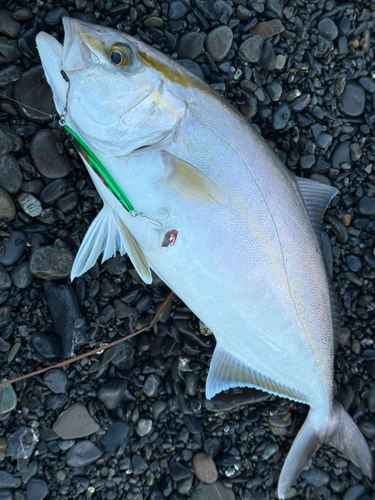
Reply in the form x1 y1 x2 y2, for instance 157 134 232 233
62 17 98 73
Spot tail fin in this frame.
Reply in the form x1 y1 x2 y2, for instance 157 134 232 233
278 400 374 499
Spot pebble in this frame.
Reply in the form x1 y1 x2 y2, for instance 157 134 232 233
0 154 23 194
345 255 362 273
43 370 68 394
100 422 131 455
0 189 15 222
143 374 162 397
0 307 11 328
12 7 33 21
31 129 71 178
0 65 20 88
332 141 352 170
17 193 42 217
0 231 27 266
318 18 338 40
272 102 291 130
53 404 100 439
239 35 263 63
169 462 191 481
205 26 233 62
0 472 21 489
169 1 190 20
13 66 55 123
31 333 63 360
338 81 366 117
0 11 20 38
132 455 148 475
343 485 368 500
251 19 284 37
7 427 39 460
0 36 20 64
302 467 330 487
357 197 375 216
66 441 102 468
267 82 282 102
0 383 17 414
192 453 218 484
0 125 23 155
192 481 236 500
30 246 74 280
98 379 128 409
39 179 69 206
176 32 205 60
26 479 48 500
44 7 68 25
136 419 153 437
44 281 86 357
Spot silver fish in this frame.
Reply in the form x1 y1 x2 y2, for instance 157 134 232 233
36 18 373 497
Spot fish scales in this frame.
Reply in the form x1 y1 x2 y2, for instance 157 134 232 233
36 18 374 498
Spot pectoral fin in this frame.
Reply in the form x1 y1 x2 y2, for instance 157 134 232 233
71 204 152 284
206 344 307 403
158 151 224 203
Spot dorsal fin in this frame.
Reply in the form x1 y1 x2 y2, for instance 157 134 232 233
296 177 341 351
206 344 308 404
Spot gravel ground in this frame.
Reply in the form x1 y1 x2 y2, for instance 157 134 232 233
0 0 374 499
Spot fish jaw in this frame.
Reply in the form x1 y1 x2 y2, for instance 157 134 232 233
35 32 67 116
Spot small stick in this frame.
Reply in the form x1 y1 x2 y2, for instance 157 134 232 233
0 291 175 389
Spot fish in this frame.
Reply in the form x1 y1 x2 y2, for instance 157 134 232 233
36 18 373 497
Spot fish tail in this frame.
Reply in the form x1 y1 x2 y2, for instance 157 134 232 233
278 400 374 499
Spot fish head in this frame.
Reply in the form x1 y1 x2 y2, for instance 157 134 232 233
36 18 189 156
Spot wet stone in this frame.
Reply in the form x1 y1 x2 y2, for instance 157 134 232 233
0 125 23 155
136 419 153 437
176 32 205 60
53 404 100 439
239 35 263 63
192 453 218 484
316 133 333 150
179 60 204 80
31 246 73 280
0 155 23 194
357 197 375 216
109 342 135 370
364 249 375 268
44 281 86 358
43 370 68 394
272 102 291 130
318 18 338 40
0 472 21 489
100 422 131 455
7 427 39 460
17 193 42 217
338 81 366 117
332 141 352 170
31 129 71 178
66 442 102 468
169 1 190 20
260 41 276 71
26 478 48 500
132 455 148 475
39 179 69 206
205 26 233 62
98 380 128 409
290 94 311 112
0 384 17 414
0 11 20 38
0 189 15 222
170 462 191 481
343 485 368 500
192 481 236 500
250 19 284 37
0 307 11 328
345 255 362 273
0 231 27 266
44 7 69 25
13 66 55 123
0 266 11 290
31 333 63 360
143 374 162 397
0 37 20 64
302 467 330 487
12 7 33 21
267 82 282 101
0 65 21 88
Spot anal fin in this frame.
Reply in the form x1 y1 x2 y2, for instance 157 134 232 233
71 204 152 284
206 344 307 403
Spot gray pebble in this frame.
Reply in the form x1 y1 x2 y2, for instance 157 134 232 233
260 41 276 71
143 374 162 397
0 154 23 194
0 189 15 222
290 94 311 112
152 400 167 420
326 215 348 244
26 478 48 500
17 193 42 217
43 370 68 394
66 441 102 468
332 141 352 170
98 379 128 409
132 455 148 475
357 197 375 216
136 418 153 437
100 421 131 456
0 231 27 266
0 11 21 38
272 102 291 130
205 26 233 62
7 427 39 459
358 76 375 94
316 133 333 150
39 179 69 206
192 481 235 500
318 18 338 40
338 81 366 117
302 467 330 487
0 265 11 290
53 404 100 439
0 125 22 155
343 485 368 500
0 37 20 64
266 82 282 102
10 261 32 289
345 254 362 273
239 35 263 63
169 1 190 20
31 129 71 179
0 472 21 489
176 32 206 60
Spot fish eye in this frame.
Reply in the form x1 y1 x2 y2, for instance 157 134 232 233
109 44 133 67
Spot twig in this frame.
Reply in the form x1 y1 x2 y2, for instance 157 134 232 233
0 291 175 389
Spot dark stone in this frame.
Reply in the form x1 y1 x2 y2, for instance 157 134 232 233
39 179 69 206
100 422 131 455
0 124 23 155
176 32 206 60
0 154 22 194
26 478 48 500
7 427 39 460
0 65 21 87
179 60 204 80
0 36 20 64
43 370 68 394
31 333 63 360
132 455 148 475
10 261 33 289
0 472 21 488
239 35 263 63
0 266 11 290
13 67 55 123
30 246 74 280
0 231 27 266
44 281 86 358
66 442 102 467
169 462 191 481
98 379 128 409
169 1 190 20
332 141 352 170
302 467 330 487
272 103 291 130
205 26 233 62
318 18 338 40
0 11 20 38
357 197 375 216
44 7 69 25
338 81 366 117
31 129 71 178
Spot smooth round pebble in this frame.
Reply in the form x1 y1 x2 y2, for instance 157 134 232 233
30 129 71 178
26 478 48 500
205 26 233 62
30 246 74 280
192 453 218 484
0 189 15 222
